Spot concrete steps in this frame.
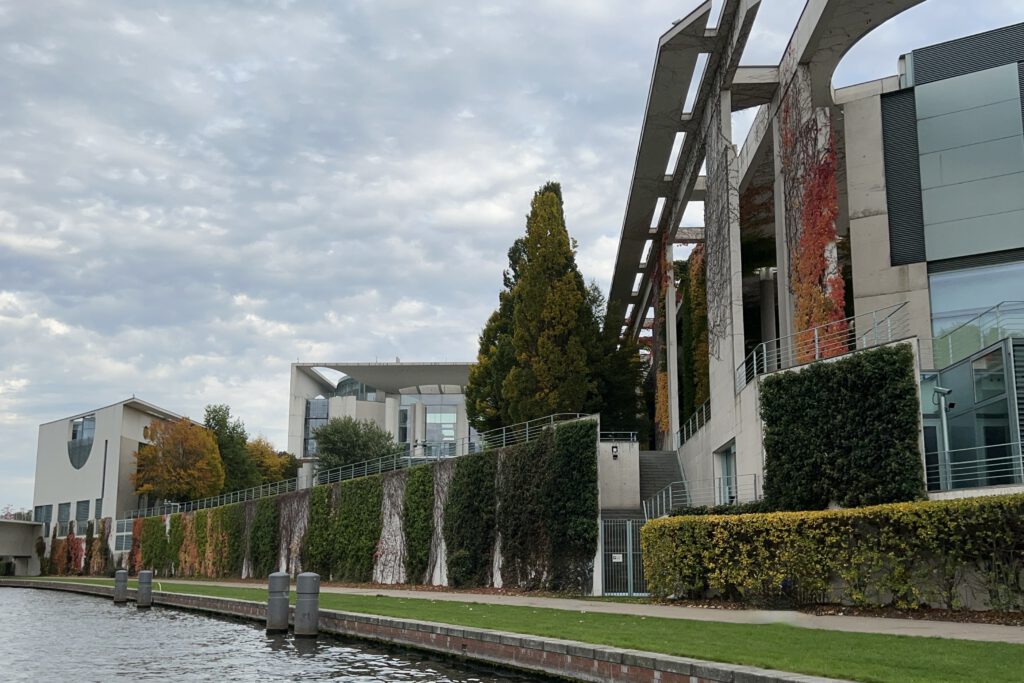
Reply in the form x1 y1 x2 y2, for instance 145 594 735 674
638 451 682 502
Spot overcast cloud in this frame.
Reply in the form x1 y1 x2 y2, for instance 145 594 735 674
2 0 1022 509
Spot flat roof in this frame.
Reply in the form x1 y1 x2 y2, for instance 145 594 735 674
293 362 473 394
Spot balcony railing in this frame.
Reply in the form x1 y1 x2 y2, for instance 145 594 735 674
643 474 761 520
929 301 1024 370
125 478 299 520
600 431 638 442
925 442 1024 492
735 302 911 392
676 400 710 448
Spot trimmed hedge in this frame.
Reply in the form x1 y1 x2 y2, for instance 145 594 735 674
547 420 598 591
760 343 924 510
402 465 434 584
642 494 1024 610
444 452 497 587
250 497 280 578
497 431 551 589
302 485 334 576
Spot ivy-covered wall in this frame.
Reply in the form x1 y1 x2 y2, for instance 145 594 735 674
129 419 599 592
760 344 925 510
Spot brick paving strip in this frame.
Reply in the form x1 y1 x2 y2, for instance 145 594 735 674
2 579 848 683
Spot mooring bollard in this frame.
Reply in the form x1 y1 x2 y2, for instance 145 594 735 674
113 569 128 604
137 570 153 609
267 572 290 634
294 572 320 637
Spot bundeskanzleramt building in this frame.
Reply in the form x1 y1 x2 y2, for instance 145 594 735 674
287 362 478 470
607 0 1024 512
32 397 184 552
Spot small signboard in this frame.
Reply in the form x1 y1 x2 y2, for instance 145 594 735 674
611 553 624 563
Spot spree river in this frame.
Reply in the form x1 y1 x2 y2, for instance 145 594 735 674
0 588 547 682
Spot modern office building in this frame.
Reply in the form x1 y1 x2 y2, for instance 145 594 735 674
607 0 1024 511
32 397 184 551
287 362 477 465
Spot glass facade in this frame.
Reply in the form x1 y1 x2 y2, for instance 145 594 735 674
333 377 382 402
922 340 1022 491
303 398 329 457
928 261 1024 335
915 63 1024 262
67 414 95 470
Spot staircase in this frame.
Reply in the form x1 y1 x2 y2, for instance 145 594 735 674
639 450 683 502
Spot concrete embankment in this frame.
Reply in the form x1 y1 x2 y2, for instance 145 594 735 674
0 579 846 683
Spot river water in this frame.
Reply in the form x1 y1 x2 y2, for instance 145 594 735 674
0 588 547 682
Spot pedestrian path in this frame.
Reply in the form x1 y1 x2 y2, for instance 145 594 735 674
166 579 1024 645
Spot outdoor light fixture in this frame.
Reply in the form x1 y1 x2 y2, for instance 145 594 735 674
612 445 619 460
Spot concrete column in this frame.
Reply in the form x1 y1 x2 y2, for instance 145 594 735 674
771 114 795 358
113 569 128 604
759 268 778 371
664 242 681 447
294 572 320 637
137 570 153 609
266 572 290 634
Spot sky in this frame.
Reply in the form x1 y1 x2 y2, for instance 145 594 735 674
2 0 1023 510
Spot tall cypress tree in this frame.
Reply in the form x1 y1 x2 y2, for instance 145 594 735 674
503 182 599 422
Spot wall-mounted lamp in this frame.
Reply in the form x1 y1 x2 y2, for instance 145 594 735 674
612 445 619 460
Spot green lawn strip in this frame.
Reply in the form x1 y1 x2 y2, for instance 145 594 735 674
19 578 1022 683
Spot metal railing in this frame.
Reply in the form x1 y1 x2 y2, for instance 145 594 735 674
929 301 1024 369
124 478 299 520
643 474 761 520
677 400 710 447
735 302 911 392
120 412 595 521
600 431 638 442
925 442 1024 492
315 412 591 485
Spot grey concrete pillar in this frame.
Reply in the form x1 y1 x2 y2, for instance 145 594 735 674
113 569 128 604
137 570 153 609
267 572 290 634
294 572 320 637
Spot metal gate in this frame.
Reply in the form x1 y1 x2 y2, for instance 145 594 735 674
601 519 647 596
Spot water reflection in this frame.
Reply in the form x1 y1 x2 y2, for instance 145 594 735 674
0 588 545 682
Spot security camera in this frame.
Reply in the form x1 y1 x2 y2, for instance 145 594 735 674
933 386 952 396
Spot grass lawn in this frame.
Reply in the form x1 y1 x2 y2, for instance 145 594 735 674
20 577 1023 683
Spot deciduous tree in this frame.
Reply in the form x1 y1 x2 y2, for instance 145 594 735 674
312 416 397 471
133 418 225 503
246 436 298 483
204 404 261 493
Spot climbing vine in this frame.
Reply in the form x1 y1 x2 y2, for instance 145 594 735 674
332 475 383 583
402 466 434 584
301 485 334 577
250 497 280 578
444 452 497 587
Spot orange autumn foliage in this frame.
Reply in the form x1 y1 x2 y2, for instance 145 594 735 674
133 418 225 503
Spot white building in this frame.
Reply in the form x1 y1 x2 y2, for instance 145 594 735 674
287 362 477 465
32 397 183 549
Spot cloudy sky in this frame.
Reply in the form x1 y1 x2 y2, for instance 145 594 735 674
2 0 1022 509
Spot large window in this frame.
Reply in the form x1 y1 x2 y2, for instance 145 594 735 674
67 414 96 470
929 260 1024 336
716 442 737 505
57 502 70 537
303 398 329 457
34 504 52 537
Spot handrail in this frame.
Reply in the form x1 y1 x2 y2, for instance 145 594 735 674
600 431 638 442
124 478 299 519
643 474 761 520
676 400 710 448
735 302 910 392
928 301 1024 369
924 441 1024 491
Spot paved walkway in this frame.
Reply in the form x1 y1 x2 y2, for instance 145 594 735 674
159 579 1024 645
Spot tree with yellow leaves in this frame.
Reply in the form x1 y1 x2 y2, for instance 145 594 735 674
133 418 224 503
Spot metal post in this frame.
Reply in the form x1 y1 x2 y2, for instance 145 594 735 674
625 522 634 597
113 569 128 604
872 311 878 347
294 572 320 637
137 570 153 609
813 327 820 359
887 316 892 342
267 572 290 634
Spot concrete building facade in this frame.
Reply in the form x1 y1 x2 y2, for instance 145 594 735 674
32 398 183 551
607 1 1024 512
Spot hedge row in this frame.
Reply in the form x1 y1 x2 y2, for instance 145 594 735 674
642 494 1024 610
128 419 598 590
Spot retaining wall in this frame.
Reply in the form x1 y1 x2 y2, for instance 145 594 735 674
0 580 847 683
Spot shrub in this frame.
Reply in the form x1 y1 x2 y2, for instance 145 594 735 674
642 494 1024 610
444 452 497 587
332 476 383 583
402 466 434 584
128 518 143 575
669 500 770 517
497 432 551 589
546 420 598 592
250 497 280 578
760 343 924 510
